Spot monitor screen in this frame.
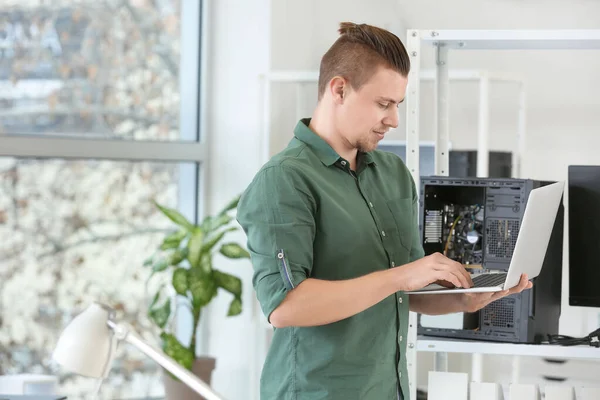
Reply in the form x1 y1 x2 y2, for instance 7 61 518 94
568 165 600 307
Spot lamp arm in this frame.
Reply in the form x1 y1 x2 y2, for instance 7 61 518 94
107 320 226 400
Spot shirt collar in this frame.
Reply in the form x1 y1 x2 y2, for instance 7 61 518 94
293 119 376 167
360 151 376 166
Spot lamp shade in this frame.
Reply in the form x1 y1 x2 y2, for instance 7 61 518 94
53 302 116 379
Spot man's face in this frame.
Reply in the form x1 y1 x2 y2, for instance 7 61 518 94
336 67 408 153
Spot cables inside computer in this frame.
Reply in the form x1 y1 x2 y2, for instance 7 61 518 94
440 204 484 268
544 327 600 347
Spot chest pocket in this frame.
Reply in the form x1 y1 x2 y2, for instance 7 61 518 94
381 197 415 252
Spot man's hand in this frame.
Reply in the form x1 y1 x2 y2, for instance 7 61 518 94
395 252 473 292
461 273 533 313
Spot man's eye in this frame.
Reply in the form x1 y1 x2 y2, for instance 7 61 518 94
379 103 389 109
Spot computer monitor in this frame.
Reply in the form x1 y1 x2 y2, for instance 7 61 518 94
568 165 600 307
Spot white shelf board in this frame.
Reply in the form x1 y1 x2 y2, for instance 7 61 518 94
418 29 600 50
265 69 523 83
417 336 600 360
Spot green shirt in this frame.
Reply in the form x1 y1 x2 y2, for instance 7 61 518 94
237 119 424 400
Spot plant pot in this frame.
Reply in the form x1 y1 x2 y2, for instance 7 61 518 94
162 357 217 400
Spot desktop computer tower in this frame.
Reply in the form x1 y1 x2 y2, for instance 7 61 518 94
417 177 564 343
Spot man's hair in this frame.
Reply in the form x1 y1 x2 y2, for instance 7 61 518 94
317 22 410 100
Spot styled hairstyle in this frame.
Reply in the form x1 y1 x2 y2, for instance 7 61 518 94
317 22 410 100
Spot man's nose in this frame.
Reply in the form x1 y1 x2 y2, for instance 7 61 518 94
383 109 399 129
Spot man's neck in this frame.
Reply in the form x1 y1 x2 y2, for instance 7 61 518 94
308 109 358 170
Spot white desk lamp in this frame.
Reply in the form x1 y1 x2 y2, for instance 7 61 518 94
53 302 225 400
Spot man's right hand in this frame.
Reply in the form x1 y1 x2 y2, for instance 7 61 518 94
395 252 473 292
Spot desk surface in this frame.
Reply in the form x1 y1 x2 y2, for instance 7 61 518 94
417 336 600 359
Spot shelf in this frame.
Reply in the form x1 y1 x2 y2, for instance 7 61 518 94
417 29 600 50
417 336 600 360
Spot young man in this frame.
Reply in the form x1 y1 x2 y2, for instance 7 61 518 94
237 22 531 400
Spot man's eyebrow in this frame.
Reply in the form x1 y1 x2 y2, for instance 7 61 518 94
377 96 405 104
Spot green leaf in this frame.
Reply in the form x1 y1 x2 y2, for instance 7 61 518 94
148 297 171 329
150 247 188 275
218 195 240 216
160 241 179 251
214 270 242 298
160 332 194 370
169 248 189 266
200 215 211 231
148 287 162 310
160 229 188 250
146 270 158 286
227 297 242 316
202 227 236 254
188 268 217 311
219 243 250 259
152 258 169 273
154 201 195 232
203 214 233 233
143 255 154 267
172 268 188 295
187 229 204 269
199 252 212 274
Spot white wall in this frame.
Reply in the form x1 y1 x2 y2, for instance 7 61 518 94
203 0 269 398
271 0 407 70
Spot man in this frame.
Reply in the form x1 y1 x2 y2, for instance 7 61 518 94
237 22 532 400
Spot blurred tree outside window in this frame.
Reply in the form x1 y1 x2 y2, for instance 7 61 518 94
0 1 204 399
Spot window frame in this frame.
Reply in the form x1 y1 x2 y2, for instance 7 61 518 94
0 0 207 222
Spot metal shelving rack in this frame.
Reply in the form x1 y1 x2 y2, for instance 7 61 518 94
404 29 600 400
260 68 526 174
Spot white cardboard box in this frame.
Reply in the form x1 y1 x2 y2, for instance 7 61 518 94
544 385 575 400
427 371 469 400
509 383 540 400
470 382 503 400
581 387 600 400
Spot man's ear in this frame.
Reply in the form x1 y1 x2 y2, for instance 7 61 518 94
329 76 347 104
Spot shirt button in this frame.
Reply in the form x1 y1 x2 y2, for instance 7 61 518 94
399 335 403 342
340 160 347 166
398 297 403 304
369 202 374 208
381 230 386 237
391 261 395 267
399 372 402 378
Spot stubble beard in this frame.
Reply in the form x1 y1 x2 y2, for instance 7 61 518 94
356 135 379 153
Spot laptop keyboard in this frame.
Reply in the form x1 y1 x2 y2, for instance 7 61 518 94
471 273 508 288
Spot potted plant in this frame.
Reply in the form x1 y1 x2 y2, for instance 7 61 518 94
143 195 249 399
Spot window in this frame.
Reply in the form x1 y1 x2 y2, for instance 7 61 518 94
0 158 197 398
0 1 198 141
0 1 205 398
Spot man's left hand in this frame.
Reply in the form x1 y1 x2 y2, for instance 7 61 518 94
461 273 532 313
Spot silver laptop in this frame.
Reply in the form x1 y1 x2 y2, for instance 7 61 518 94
408 181 564 294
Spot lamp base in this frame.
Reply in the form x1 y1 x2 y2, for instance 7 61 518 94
162 357 216 400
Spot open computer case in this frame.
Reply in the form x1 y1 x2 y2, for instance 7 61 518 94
417 177 564 343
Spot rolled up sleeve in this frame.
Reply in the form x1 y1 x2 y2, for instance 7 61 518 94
237 164 316 322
